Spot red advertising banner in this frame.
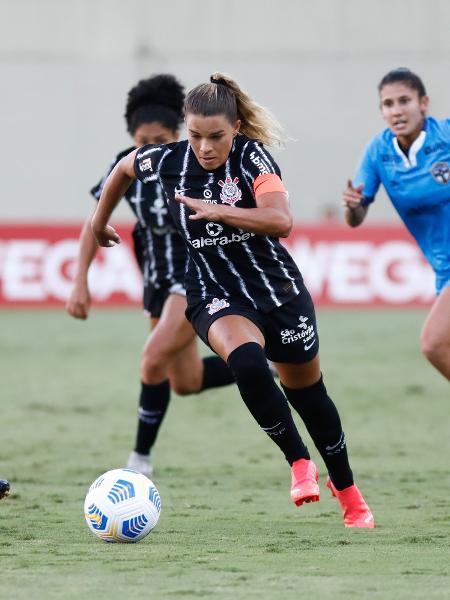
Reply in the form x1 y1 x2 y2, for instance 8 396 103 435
283 224 434 306
0 223 434 308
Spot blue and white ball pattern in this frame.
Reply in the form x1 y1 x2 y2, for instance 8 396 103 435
84 468 161 542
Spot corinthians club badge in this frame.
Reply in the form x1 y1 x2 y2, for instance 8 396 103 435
206 297 230 315
218 176 242 206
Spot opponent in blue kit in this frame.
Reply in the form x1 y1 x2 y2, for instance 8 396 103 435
67 75 234 476
343 68 450 380
92 72 375 528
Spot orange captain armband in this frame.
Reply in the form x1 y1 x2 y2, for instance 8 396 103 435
253 173 287 199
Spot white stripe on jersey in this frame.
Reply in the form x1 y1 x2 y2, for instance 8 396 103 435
141 147 173 184
136 145 172 161
175 146 207 298
217 247 257 309
225 157 231 178
153 184 166 227
241 240 282 307
193 260 207 300
163 231 175 285
197 253 230 298
178 145 193 241
237 143 291 303
130 179 159 288
141 173 158 184
135 178 170 288
144 228 158 287
253 142 277 174
130 180 145 227
240 141 277 198
136 147 157 159
241 166 257 198
203 172 215 195
267 239 299 295
239 141 255 197
178 145 191 195
179 204 191 241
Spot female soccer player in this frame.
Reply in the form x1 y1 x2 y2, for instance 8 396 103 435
343 68 450 381
67 74 234 476
91 72 374 528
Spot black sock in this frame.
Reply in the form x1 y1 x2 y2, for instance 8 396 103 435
281 376 353 490
134 380 170 455
227 342 309 465
200 356 235 391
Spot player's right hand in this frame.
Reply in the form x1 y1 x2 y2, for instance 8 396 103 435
342 179 364 209
66 283 91 320
92 224 121 248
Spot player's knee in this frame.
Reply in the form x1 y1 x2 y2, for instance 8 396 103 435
420 329 445 365
227 342 270 386
140 351 167 384
234 360 264 385
170 366 203 394
171 382 187 395
170 380 195 395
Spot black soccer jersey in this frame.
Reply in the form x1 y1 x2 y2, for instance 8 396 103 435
91 148 188 291
134 136 303 313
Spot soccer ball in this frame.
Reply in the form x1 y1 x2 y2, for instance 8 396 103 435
84 468 161 542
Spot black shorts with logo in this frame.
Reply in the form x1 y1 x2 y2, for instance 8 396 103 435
186 285 319 363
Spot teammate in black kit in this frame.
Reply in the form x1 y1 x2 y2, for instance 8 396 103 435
67 74 234 476
91 72 374 528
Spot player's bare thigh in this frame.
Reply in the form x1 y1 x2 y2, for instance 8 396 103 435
144 293 196 362
420 285 450 378
207 315 265 362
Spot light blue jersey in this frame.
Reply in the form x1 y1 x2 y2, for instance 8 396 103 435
354 117 450 293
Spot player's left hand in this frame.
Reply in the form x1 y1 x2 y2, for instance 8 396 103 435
175 194 222 221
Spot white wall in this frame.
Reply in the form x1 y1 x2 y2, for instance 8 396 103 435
1 0 449 222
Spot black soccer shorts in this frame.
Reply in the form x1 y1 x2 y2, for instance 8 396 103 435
186 285 319 364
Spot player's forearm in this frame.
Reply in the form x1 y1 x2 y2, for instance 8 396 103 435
74 214 98 283
215 205 292 238
92 161 133 232
345 205 368 227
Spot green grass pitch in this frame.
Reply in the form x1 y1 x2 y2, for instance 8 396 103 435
0 308 449 599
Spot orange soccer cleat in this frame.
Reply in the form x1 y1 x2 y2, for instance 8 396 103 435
290 459 320 506
326 476 375 528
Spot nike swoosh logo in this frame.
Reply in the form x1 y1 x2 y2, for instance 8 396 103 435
174 188 190 195
304 340 316 351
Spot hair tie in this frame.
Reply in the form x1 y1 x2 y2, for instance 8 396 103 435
210 76 226 87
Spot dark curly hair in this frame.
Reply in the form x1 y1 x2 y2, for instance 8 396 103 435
125 74 185 135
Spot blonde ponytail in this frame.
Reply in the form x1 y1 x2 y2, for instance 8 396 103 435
210 72 284 148
184 72 285 148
